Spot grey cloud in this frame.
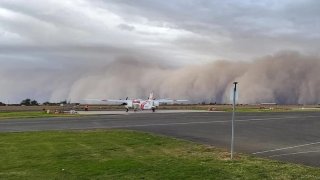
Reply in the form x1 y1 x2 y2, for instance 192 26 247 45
2 0 319 61
118 24 135 31
100 0 320 59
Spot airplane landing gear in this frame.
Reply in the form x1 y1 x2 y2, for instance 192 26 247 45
152 108 155 112
126 108 129 112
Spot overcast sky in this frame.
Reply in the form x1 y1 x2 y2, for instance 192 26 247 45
1 0 320 64
1 0 320 103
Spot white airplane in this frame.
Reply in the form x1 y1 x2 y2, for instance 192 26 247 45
85 92 187 112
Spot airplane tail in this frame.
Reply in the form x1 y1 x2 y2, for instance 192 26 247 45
148 92 154 100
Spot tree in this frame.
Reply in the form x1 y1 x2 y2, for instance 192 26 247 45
31 100 39 106
0 102 6 106
43 101 51 105
20 99 39 106
20 98 31 106
60 100 67 105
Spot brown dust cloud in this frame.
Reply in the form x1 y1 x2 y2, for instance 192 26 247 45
66 51 320 104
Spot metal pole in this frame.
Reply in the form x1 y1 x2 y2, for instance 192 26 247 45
231 82 238 160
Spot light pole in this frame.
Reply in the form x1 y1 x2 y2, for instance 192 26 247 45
231 82 238 160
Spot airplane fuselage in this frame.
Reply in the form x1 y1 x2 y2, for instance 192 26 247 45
86 92 187 112
126 99 158 112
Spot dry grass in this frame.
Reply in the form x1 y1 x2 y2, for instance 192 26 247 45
0 104 319 113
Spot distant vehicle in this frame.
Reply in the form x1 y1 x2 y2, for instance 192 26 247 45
84 92 187 112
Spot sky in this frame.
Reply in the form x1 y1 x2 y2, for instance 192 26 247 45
0 0 320 104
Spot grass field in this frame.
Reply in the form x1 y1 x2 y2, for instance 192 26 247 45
0 130 319 179
0 112 78 119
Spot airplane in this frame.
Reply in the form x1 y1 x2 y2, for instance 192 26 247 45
84 92 187 112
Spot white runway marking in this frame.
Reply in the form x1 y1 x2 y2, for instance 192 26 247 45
77 110 208 115
269 150 320 157
107 121 226 128
253 141 320 155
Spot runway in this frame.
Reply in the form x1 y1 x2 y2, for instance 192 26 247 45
0 111 319 167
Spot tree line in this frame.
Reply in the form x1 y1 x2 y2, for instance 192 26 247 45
0 99 72 106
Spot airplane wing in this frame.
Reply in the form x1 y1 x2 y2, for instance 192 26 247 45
82 99 129 103
103 99 130 103
155 99 188 103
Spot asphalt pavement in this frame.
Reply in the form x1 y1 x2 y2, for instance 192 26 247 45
0 111 319 167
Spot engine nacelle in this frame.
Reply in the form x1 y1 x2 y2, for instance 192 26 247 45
125 101 133 108
153 101 159 107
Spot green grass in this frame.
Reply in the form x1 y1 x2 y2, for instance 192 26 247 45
0 130 319 179
0 112 78 119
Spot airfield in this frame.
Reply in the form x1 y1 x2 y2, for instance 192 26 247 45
1 110 319 167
